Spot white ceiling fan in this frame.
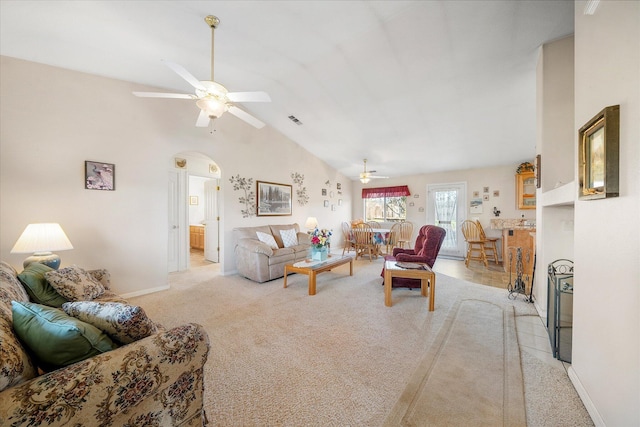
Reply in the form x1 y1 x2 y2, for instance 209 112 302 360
359 159 389 183
133 15 270 129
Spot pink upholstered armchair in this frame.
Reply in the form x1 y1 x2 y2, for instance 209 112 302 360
380 225 446 289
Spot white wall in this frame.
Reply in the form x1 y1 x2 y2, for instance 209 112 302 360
572 1 639 425
534 35 575 319
0 56 353 292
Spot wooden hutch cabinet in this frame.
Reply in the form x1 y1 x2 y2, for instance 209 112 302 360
516 171 536 209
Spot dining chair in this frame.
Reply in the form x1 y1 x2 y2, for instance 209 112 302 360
341 221 356 255
367 221 381 229
352 223 379 261
476 220 499 264
397 221 414 249
386 223 401 254
460 220 488 267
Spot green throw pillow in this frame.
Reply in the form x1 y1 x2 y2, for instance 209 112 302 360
11 301 117 371
17 263 68 307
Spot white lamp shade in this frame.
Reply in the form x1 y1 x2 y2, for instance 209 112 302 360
11 223 74 254
305 217 318 229
360 177 370 184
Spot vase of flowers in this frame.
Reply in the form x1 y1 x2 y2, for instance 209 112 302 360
309 227 332 261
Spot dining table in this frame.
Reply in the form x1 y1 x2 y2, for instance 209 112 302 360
348 226 392 256
371 228 391 245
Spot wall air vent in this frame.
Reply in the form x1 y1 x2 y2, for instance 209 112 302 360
288 115 303 125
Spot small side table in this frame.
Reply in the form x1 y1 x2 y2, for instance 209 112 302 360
383 261 435 310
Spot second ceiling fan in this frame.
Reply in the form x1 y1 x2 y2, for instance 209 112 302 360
133 15 270 129
359 159 389 183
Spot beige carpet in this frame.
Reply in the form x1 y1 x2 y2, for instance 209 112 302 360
384 299 526 426
130 259 537 426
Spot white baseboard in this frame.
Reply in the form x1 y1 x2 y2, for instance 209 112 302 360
121 285 170 299
568 366 604 426
221 269 237 276
533 299 547 322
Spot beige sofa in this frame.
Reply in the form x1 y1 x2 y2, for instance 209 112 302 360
0 261 210 426
233 223 311 282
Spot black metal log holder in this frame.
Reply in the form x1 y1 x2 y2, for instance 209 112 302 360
507 247 534 302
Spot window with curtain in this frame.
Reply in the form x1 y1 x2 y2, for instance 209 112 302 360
362 186 410 223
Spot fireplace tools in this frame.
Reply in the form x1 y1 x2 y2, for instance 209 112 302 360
507 247 533 302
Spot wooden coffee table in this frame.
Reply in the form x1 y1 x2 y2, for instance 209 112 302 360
383 260 436 310
283 255 353 295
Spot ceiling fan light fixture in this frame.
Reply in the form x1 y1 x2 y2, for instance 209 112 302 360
360 177 370 184
196 96 227 119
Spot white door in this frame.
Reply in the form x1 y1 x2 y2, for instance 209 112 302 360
203 179 219 262
168 171 179 272
427 182 467 259
169 170 189 272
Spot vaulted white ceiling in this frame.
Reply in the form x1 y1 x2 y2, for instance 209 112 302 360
0 1 574 180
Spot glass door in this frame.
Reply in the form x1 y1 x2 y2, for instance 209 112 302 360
427 182 466 259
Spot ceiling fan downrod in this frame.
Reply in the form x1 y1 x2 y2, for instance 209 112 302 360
205 15 220 82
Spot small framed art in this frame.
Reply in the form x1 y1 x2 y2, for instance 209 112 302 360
578 105 619 200
85 161 115 191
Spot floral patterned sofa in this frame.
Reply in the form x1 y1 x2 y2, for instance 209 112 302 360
0 261 210 426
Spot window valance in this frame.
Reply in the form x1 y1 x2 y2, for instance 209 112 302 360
362 185 411 198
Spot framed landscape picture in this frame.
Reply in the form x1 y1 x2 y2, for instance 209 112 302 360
257 181 292 216
85 161 115 190
578 105 619 200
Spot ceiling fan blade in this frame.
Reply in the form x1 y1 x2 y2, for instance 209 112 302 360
227 91 271 103
196 110 210 127
162 60 206 91
132 91 195 99
228 106 265 129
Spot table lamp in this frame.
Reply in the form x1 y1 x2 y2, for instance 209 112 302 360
10 223 74 270
305 217 318 231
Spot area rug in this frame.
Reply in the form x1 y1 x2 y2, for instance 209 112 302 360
384 299 526 426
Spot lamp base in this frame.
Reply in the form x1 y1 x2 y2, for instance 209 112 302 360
23 252 61 270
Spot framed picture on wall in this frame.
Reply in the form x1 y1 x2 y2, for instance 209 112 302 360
578 105 619 200
85 161 115 191
257 181 292 216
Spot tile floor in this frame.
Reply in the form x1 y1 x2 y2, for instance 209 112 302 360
433 257 572 374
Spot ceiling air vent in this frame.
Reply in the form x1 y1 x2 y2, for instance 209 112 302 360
288 115 303 125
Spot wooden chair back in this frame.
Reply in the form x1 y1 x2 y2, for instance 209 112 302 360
341 221 355 255
397 221 414 248
352 223 378 261
386 222 402 254
461 220 482 242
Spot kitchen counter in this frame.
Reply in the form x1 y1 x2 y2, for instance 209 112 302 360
490 219 536 230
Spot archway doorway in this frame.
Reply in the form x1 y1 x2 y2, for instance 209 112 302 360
168 152 221 272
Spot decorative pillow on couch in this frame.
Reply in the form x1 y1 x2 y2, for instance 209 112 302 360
256 231 279 249
44 265 105 301
17 263 68 307
11 301 117 371
62 301 158 344
279 228 298 248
